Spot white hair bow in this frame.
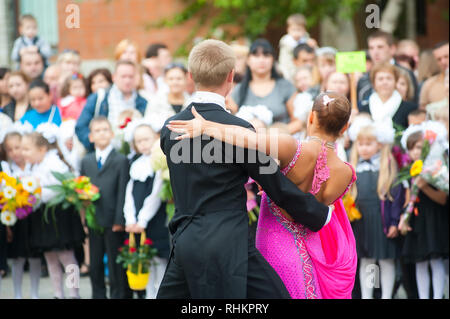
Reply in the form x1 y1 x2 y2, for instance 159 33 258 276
36 123 60 144
322 95 335 106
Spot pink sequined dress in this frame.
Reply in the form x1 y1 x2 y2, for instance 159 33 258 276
255 140 357 299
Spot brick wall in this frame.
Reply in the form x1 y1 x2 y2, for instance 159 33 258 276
57 0 212 61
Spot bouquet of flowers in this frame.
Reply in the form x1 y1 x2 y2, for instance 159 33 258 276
342 193 362 222
396 121 448 234
150 140 174 221
44 172 103 233
116 232 158 290
0 172 41 226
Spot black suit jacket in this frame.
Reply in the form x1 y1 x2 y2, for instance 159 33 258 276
159 102 329 297
80 149 130 228
359 100 417 130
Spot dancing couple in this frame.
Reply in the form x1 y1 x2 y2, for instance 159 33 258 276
156 39 357 299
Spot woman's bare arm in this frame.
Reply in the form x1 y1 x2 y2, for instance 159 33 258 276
167 106 297 168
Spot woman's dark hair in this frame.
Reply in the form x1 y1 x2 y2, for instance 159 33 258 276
164 62 187 75
312 91 351 137
29 78 50 94
236 38 281 106
86 68 113 96
0 67 10 80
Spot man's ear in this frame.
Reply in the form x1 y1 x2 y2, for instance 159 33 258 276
227 69 235 84
340 122 350 135
188 71 194 82
88 132 94 144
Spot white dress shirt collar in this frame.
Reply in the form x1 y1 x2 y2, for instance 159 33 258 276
189 91 228 112
95 144 114 165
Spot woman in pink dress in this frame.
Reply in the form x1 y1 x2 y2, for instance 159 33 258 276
167 92 357 299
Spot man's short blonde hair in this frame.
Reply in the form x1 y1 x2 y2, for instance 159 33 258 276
188 39 236 88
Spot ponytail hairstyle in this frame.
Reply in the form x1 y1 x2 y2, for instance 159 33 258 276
23 131 74 172
349 125 398 201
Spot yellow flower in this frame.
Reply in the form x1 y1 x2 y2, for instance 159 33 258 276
410 160 423 177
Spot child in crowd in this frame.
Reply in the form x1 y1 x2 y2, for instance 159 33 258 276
23 125 85 299
79 117 130 299
123 121 170 299
316 47 337 91
278 14 318 80
10 15 52 68
86 68 113 96
1 126 41 299
348 118 402 299
400 123 449 299
57 73 88 121
21 79 62 129
408 109 427 126
3 71 32 122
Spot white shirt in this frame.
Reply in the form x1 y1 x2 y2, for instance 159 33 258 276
95 144 114 167
31 150 69 203
123 154 163 228
188 91 228 112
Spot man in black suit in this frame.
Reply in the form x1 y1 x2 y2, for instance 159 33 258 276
79 117 130 299
156 39 332 299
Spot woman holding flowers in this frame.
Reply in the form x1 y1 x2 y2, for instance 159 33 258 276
400 122 449 299
1 126 42 299
22 123 85 299
123 120 170 299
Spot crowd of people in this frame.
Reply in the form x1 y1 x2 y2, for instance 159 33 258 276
0 12 448 299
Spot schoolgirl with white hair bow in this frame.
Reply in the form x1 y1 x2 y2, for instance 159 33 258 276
348 117 403 300
21 123 85 299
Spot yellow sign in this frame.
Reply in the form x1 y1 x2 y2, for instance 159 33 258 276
336 51 367 74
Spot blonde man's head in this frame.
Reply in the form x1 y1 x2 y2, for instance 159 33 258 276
188 39 236 88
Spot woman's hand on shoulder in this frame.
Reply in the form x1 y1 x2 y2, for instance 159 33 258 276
166 106 206 140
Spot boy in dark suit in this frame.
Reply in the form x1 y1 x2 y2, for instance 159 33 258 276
80 116 130 299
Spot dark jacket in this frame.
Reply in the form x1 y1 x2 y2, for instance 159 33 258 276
75 88 147 151
79 149 130 228
159 102 329 298
2 100 32 122
381 183 405 234
359 99 417 131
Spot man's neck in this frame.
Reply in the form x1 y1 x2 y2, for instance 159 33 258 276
96 144 111 152
196 86 229 98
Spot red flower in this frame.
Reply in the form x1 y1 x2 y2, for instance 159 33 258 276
118 247 123 252
124 239 130 246
129 247 136 253
144 238 153 245
119 117 132 129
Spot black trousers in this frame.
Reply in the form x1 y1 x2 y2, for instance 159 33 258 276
89 227 130 299
156 244 291 299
